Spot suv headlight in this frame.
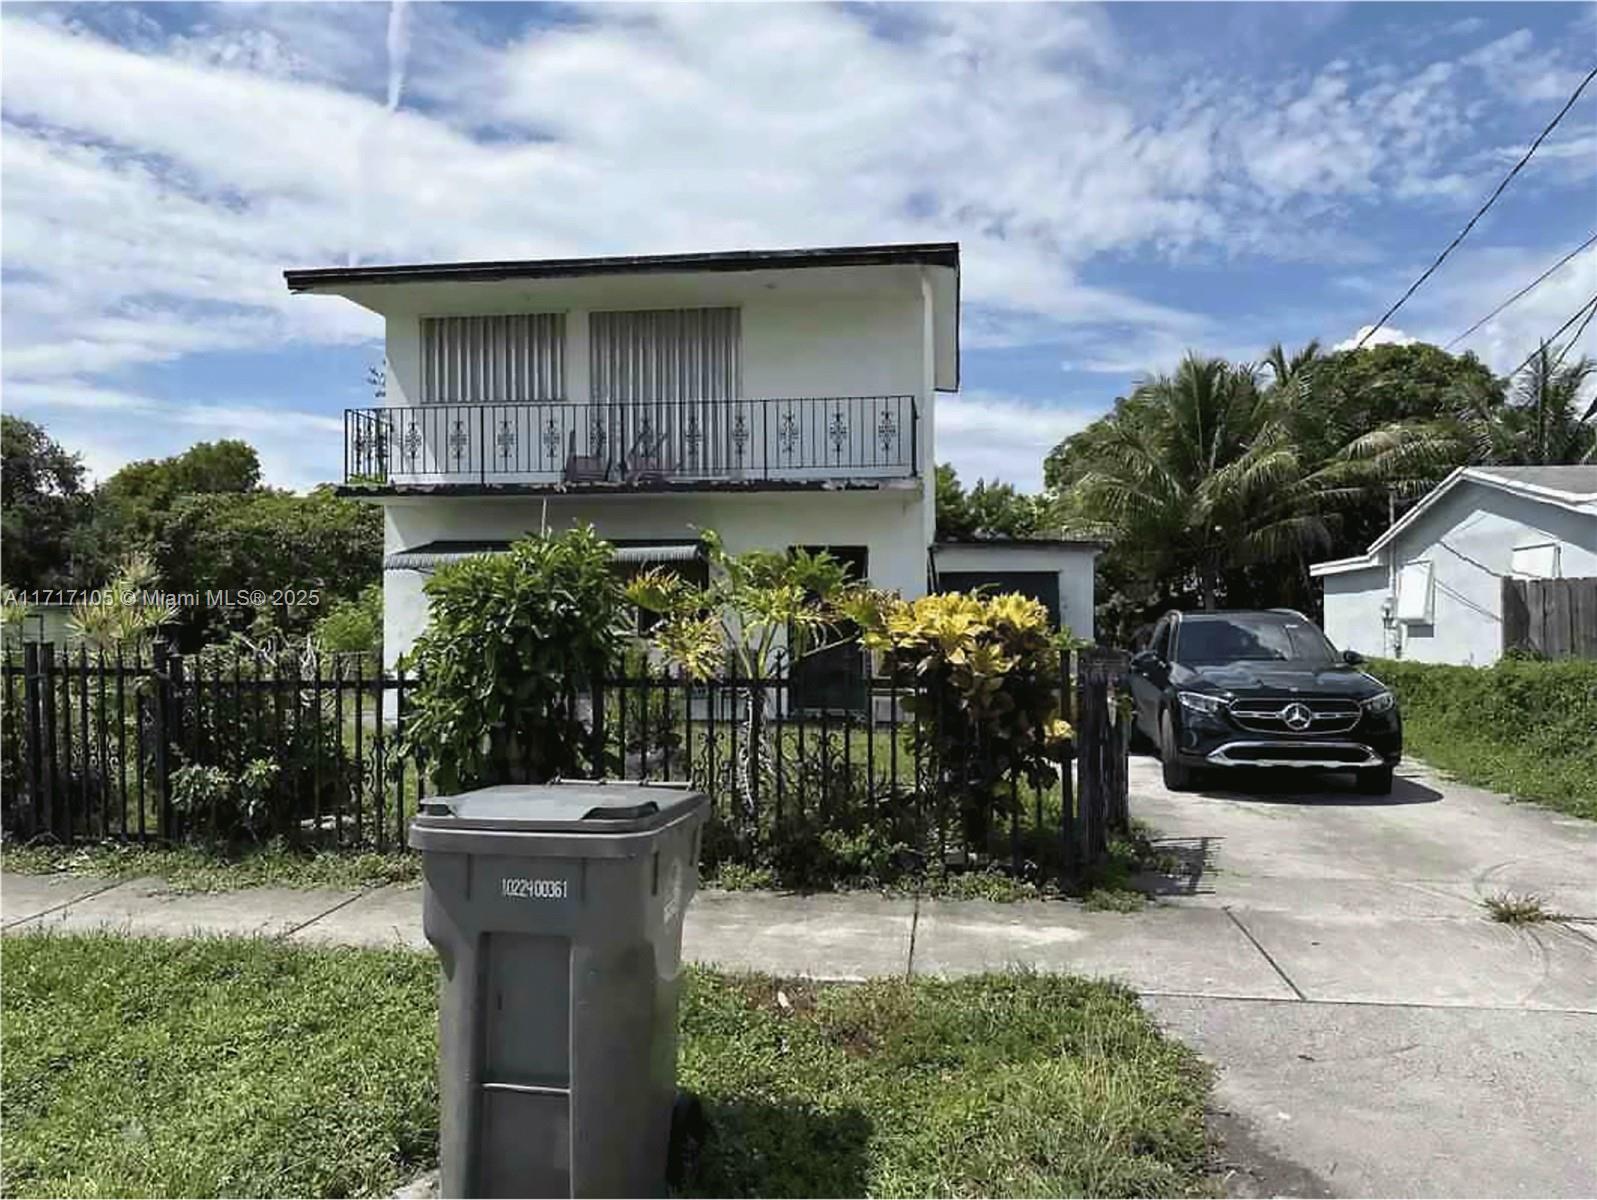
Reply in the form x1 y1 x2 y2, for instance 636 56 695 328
1177 691 1224 716
1361 690 1396 714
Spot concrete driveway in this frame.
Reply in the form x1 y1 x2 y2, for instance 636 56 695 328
1129 753 1597 1198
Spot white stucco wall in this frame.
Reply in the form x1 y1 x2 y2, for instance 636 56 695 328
1320 565 1395 659
380 268 937 488
1318 481 1597 666
355 265 951 668
930 543 1100 643
380 489 929 670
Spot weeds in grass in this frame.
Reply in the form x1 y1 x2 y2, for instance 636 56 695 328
2 933 1218 1199
1481 891 1564 925
1 840 419 893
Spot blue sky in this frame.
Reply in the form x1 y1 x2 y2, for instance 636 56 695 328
3 1 1594 490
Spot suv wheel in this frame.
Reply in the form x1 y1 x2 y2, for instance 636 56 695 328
1356 765 1393 796
1159 710 1196 792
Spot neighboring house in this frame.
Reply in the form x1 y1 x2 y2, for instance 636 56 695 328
285 244 961 673
931 537 1103 643
1311 465 1597 665
5 602 75 646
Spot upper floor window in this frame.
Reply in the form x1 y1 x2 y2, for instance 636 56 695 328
590 308 740 402
421 313 564 404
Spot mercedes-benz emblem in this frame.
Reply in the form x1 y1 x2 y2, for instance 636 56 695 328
1282 703 1314 732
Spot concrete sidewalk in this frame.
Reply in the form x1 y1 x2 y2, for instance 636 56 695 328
0 872 1309 1000
4 860 1594 1010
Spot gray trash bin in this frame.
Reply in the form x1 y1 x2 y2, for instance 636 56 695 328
409 780 708 1199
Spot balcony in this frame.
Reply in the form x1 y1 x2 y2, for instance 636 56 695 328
342 395 919 491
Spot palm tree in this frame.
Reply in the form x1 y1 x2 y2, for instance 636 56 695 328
1066 354 1330 609
1328 343 1596 489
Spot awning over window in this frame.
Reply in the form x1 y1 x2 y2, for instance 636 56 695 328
383 539 704 572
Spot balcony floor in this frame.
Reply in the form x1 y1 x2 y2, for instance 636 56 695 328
334 475 922 499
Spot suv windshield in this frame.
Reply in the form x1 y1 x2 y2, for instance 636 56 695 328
1175 615 1338 665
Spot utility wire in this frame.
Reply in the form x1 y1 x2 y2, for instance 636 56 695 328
1550 294 1597 373
1444 230 1597 349
1505 291 1597 379
1355 63 1597 351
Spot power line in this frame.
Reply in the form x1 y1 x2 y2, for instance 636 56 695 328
1444 230 1597 349
1551 295 1597 373
1355 62 1597 351
1506 290 1597 379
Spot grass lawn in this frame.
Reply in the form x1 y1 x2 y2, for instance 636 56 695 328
1 833 1166 910
1 933 1213 1198
0 840 420 893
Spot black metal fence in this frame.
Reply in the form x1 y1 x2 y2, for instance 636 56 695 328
1 642 1130 885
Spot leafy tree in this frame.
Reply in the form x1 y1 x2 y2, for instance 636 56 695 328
1054 355 1328 612
936 464 1050 540
628 532 870 832
400 527 626 791
77 439 262 584
155 487 382 645
1 415 87 590
313 582 383 656
1047 340 1521 634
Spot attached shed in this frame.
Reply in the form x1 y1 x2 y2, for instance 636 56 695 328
1311 465 1597 665
931 538 1104 642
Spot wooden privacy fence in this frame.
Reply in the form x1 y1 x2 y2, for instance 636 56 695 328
1502 577 1597 660
1 642 1132 886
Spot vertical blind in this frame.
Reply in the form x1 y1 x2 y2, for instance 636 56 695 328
420 313 565 403
590 308 742 474
589 308 740 403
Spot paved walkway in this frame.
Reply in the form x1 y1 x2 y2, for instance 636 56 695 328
3 756 1595 1197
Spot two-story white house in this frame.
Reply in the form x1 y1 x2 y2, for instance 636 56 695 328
285 243 960 676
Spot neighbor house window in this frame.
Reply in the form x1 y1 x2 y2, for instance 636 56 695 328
420 313 565 403
1395 559 1434 623
1510 543 1560 579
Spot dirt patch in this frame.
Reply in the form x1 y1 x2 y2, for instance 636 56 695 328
728 973 822 1020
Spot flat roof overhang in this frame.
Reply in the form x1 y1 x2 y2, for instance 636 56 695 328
285 242 960 391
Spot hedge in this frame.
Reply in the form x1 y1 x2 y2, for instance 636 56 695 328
1369 656 1597 820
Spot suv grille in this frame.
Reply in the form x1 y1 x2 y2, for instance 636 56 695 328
1227 697 1361 734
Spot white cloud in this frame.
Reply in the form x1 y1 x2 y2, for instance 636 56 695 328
1334 324 1418 352
3 378 344 489
1 4 1593 487
935 392 1098 492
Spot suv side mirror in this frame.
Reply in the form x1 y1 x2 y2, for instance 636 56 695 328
1342 649 1365 666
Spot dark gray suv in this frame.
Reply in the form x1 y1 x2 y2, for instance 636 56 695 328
1128 609 1403 794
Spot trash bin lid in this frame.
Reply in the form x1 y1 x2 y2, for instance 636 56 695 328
411 780 706 836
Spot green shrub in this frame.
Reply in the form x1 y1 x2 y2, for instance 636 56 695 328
401 527 626 792
857 591 1075 847
1370 656 1597 819
314 583 382 655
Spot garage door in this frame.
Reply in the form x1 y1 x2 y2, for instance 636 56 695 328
938 571 1061 627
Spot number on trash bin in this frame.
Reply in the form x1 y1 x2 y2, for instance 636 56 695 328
501 877 568 900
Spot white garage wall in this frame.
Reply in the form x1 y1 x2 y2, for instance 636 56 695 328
1321 565 1393 658
931 543 1099 643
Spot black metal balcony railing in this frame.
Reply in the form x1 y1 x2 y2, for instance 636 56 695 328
344 395 918 487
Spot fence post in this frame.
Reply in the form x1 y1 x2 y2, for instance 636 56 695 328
589 666 607 779
150 638 178 841
21 642 44 838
